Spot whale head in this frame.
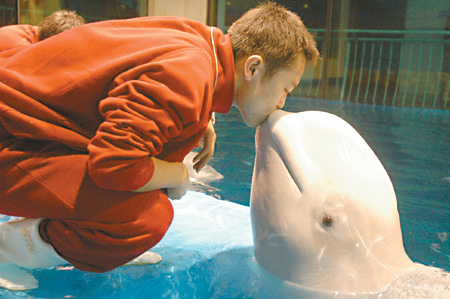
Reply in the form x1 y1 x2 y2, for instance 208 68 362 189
250 110 414 294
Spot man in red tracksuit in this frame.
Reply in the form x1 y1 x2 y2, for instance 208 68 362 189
0 2 319 273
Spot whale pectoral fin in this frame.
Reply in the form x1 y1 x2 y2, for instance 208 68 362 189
0 263 39 290
124 251 162 266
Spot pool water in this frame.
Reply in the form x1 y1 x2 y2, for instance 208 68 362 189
0 97 449 298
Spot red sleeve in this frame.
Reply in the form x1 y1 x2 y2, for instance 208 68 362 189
87 48 214 191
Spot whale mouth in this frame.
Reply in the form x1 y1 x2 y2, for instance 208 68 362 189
268 135 305 194
264 109 309 193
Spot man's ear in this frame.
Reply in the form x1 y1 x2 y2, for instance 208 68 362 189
244 55 265 81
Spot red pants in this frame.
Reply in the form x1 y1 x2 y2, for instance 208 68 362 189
0 137 174 272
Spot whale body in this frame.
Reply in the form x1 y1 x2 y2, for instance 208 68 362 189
250 110 415 294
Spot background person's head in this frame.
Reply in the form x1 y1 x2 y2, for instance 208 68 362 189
38 9 85 41
228 1 320 78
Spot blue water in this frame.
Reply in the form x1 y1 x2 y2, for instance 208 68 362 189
0 97 449 298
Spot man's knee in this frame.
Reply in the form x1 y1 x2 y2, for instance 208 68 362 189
40 193 174 273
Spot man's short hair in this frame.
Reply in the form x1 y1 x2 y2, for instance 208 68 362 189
38 9 85 41
228 1 320 77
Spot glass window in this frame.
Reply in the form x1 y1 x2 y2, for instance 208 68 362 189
223 0 327 29
0 0 147 26
0 0 16 25
348 0 407 30
62 0 147 23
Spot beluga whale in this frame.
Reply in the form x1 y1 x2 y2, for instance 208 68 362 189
250 109 449 297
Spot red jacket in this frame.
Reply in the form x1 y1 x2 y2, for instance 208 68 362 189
0 16 235 191
0 24 39 52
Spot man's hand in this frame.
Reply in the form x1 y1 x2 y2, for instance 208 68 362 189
134 158 189 200
165 164 189 199
193 118 216 173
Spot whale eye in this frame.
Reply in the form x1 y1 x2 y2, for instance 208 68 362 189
322 215 333 227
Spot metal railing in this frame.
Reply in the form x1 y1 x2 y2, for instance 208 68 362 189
294 29 450 110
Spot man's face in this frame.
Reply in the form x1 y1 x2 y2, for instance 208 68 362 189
233 54 306 127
